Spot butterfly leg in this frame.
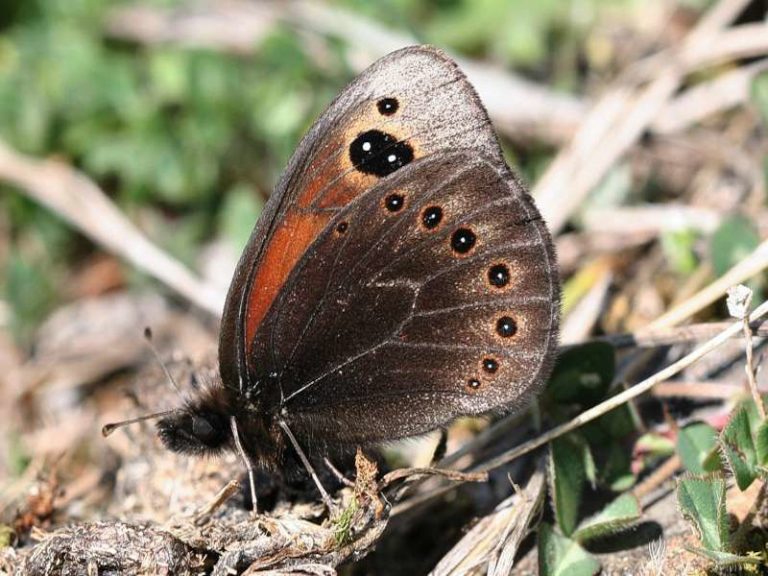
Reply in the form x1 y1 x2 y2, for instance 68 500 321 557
324 457 355 488
229 416 259 514
277 418 334 510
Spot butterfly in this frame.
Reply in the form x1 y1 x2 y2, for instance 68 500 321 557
105 45 560 506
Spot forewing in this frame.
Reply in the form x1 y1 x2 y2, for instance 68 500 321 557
249 152 559 446
219 46 507 392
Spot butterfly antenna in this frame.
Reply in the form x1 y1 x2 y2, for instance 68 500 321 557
102 409 178 437
102 327 187 438
143 326 183 396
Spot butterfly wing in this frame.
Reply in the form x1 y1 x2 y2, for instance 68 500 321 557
247 151 559 446
219 46 509 393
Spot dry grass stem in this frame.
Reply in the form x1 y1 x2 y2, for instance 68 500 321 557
645 238 768 331
632 454 682 501
380 467 487 490
741 300 766 419
0 140 225 316
599 319 768 348
429 468 546 576
534 0 752 234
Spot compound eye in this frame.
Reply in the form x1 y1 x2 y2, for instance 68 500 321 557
192 416 214 441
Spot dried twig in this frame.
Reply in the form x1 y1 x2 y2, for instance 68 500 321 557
0 140 225 317
632 454 681 501
560 260 612 344
429 468 546 576
379 467 486 490
651 380 763 399
534 0 752 234
728 286 766 418
652 59 768 134
598 318 768 348
193 480 241 526
643 238 768 331
581 204 722 235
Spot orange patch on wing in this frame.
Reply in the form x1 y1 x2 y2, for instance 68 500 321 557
244 210 329 344
243 112 423 348
243 152 374 346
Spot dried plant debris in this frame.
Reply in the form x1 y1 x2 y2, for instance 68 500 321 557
8 449 389 576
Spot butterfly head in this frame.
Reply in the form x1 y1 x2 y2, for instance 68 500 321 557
156 383 234 456
156 408 230 456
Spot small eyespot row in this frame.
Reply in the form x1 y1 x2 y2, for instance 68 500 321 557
482 357 499 374
377 97 399 116
496 316 517 338
421 206 443 230
384 193 405 213
488 263 510 288
451 228 476 254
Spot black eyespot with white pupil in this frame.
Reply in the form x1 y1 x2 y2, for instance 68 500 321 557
349 129 414 177
336 221 348 234
385 193 404 212
422 206 443 229
467 378 481 390
377 97 399 115
451 228 476 254
496 316 517 338
482 358 499 374
488 264 510 288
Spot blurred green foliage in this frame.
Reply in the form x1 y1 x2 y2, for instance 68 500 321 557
1 0 767 346
0 0 615 342
0 0 351 341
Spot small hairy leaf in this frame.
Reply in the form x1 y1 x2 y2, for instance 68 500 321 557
546 342 615 406
573 493 641 544
601 443 635 492
538 523 601 576
720 408 758 490
685 546 763 567
549 435 587 537
755 420 768 466
676 474 729 552
677 422 719 474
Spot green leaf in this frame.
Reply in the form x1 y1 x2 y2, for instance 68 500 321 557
217 183 265 252
676 474 729 552
600 443 636 492
547 342 615 406
720 408 758 490
573 493 641 544
677 422 719 474
4 252 57 344
755 420 768 465
586 402 638 441
636 432 675 458
538 523 601 576
751 70 768 126
710 215 760 278
685 546 763 566
549 435 587 536
661 228 699 276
